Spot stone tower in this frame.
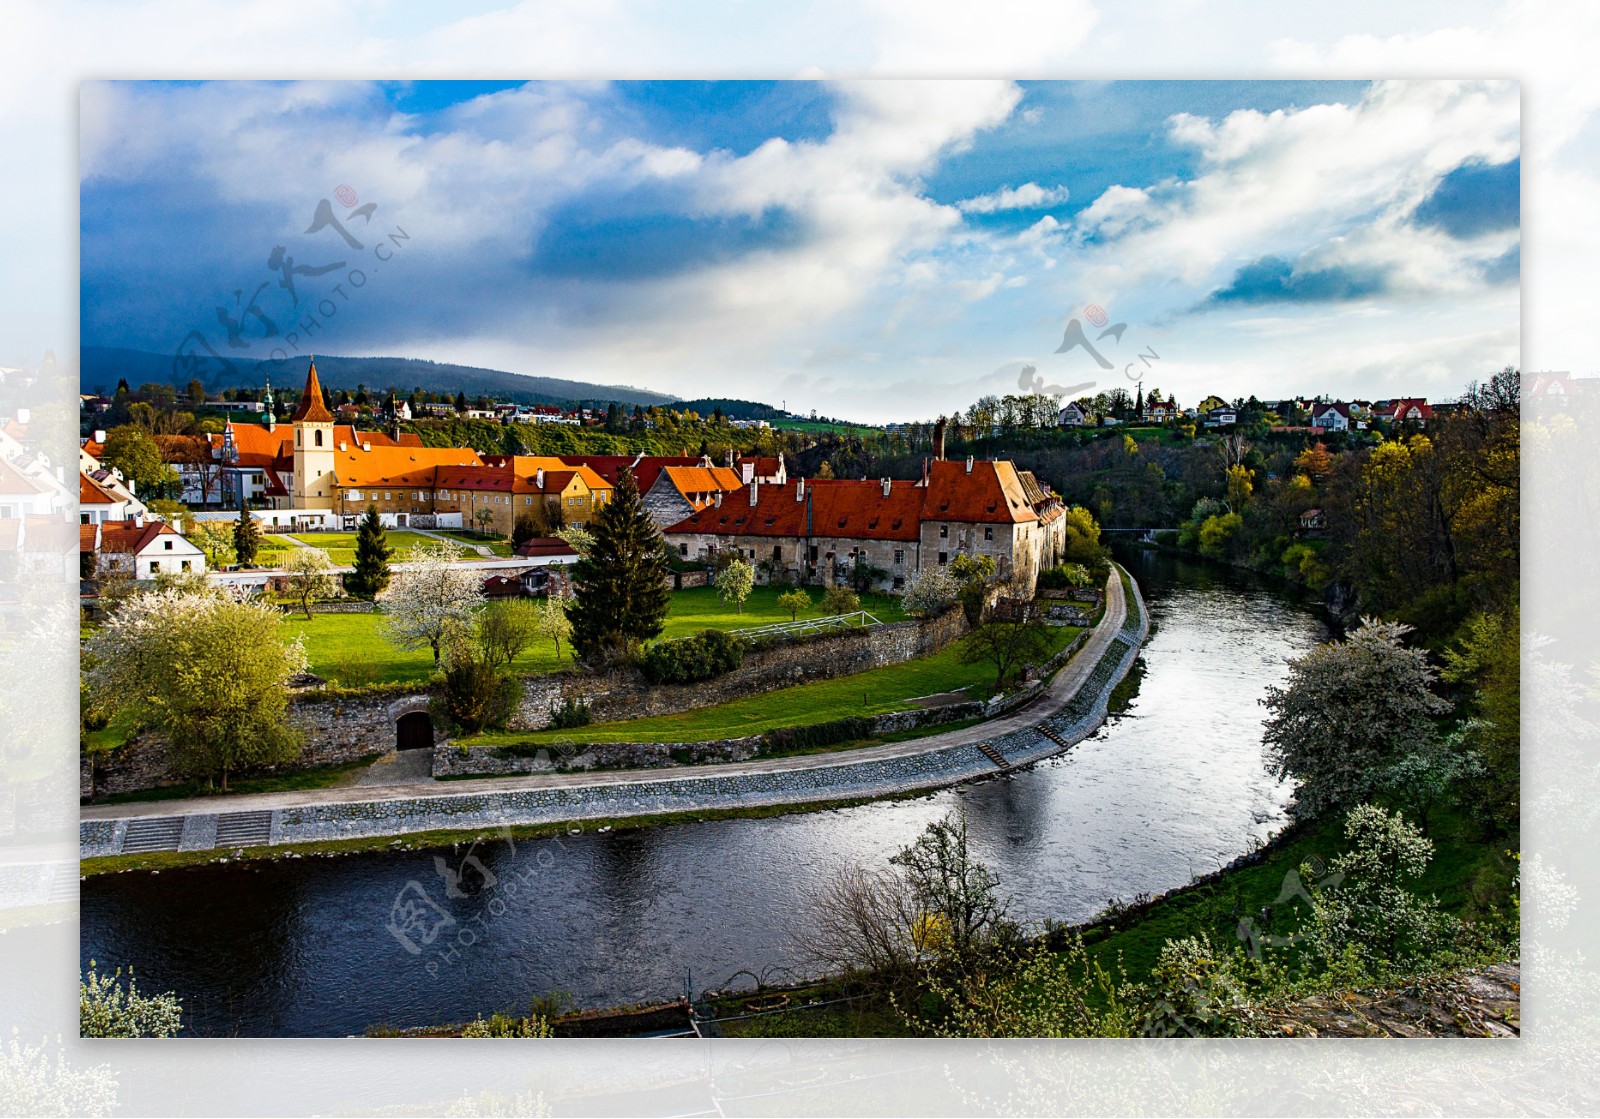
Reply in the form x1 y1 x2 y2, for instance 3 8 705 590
290 359 336 508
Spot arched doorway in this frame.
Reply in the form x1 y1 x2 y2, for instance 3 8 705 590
396 710 433 751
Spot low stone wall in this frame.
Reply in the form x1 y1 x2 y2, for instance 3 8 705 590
506 607 968 731
80 691 435 799
289 600 376 614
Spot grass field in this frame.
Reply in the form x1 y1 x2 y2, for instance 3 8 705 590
658 584 903 639
283 610 571 685
434 529 515 557
468 624 1080 746
287 530 439 565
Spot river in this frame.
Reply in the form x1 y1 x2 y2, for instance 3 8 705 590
79 547 1328 1037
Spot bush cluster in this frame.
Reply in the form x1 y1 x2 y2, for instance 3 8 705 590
547 696 592 729
431 660 520 735
763 715 875 752
639 628 746 685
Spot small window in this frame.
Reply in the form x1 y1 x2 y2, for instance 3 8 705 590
181 560 192 571
163 539 173 550
679 543 688 556
984 527 994 541
893 549 904 565
938 551 948 565
939 524 948 538
149 561 159 574
385 492 391 501
314 430 323 447
772 545 782 562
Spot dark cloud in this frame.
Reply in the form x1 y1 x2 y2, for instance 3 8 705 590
1412 158 1520 238
530 188 808 281
1202 254 1389 306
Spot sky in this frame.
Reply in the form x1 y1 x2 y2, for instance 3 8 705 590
79 78 1520 421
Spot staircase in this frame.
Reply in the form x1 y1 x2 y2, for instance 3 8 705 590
120 816 184 854
1035 723 1070 749
975 742 1009 769
215 810 273 847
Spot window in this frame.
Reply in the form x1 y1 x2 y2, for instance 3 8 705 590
350 489 362 500
809 545 819 563
939 524 948 538
679 543 688 556
314 430 323 447
893 549 904 565
984 527 994 541
892 576 905 590
163 539 173 550
148 562 159 574
938 551 948 565
80 512 89 524
772 545 782 562
525 496 532 505
181 560 192 571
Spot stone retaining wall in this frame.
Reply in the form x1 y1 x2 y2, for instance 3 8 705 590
507 607 968 731
81 691 435 799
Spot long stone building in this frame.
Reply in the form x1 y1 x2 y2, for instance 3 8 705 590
663 456 1066 591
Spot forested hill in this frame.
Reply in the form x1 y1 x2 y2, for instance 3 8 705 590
80 347 680 408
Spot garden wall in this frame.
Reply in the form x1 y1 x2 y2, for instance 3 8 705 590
505 606 969 731
80 691 435 799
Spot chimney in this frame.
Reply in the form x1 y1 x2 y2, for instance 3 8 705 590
796 479 805 501
362 441 371 452
724 448 734 468
266 410 275 432
921 457 929 486
339 441 348 452
714 491 723 508
749 480 760 505
881 477 891 497
933 418 946 461
741 462 754 484
93 428 106 444
966 455 974 474
536 467 545 489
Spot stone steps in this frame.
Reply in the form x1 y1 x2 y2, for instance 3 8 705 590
1035 723 1070 749
975 742 1009 769
215 810 273 847
121 816 184 854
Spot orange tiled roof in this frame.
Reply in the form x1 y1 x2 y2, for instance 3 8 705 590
561 454 704 495
79 472 118 504
98 518 184 555
922 459 1038 525
811 480 925 541
289 360 334 423
657 465 746 509
330 444 484 489
79 522 98 553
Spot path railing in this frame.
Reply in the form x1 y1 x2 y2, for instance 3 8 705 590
730 609 883 639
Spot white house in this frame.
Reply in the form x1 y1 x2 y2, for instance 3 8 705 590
1057 402 1088 427
87 517 207 579
1311 402 1352 432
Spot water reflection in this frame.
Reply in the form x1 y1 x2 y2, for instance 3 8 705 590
80 547 1327 1037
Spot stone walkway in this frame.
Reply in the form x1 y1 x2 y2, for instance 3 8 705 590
81 570 1148 858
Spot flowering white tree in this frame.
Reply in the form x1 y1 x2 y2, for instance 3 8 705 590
79 961 183 1038
714 557 755 613
537 593 573 661
1261 618 1451 818
280 545 338 619
901 565 961 617
378 540 485 668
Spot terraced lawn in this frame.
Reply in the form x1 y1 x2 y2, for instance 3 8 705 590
283 611 571 686
468 624 1082 746
435 530 515 557
288 530 440 565
659 584 905 638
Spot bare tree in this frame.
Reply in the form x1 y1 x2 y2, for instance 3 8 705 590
794 863 920 983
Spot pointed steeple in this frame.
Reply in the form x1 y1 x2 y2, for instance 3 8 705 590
290 358 333 423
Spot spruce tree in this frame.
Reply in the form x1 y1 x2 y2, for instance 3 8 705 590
345 504 394 599
567 469 672 664
233 496 261 567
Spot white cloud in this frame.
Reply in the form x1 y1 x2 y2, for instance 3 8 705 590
957 182 1070 213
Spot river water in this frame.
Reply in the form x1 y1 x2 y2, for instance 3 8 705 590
79 547 1328 1037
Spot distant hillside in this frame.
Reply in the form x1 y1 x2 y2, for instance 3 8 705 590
80 347 679 408
674 397 786 421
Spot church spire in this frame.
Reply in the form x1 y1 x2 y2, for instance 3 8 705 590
290 358 333 424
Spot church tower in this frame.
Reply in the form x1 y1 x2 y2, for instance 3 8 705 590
290 359 336 508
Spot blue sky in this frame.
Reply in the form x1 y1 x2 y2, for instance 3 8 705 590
80 79 1518 419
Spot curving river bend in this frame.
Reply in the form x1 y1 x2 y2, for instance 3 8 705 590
79 546 1328 1037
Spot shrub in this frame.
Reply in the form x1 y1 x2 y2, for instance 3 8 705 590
547 696 592 729
459 1012 553 1038
432 658 520 735
1036 563 1093 590
762 716 874 752
639 628 745 685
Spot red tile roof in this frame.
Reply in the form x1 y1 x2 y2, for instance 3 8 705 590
289 361 334 423
561 454 705 495
79 523 98 553
514 537 579 559
79 472 118 504
97 518 186 555
922 459 1038 525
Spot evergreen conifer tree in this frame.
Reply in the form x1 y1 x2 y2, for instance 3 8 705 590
345 504 394 599
567 469 672 664
232 495 261 567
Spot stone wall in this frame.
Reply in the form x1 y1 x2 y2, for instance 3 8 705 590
80 691 436 799
506 607 969 731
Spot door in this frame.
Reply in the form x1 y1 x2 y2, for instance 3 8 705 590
396 711 433 750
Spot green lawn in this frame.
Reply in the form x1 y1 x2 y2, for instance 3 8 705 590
469 624 1081 746
435 530 515 557
283 610 572 686
660 584 904 638
288 530 439 565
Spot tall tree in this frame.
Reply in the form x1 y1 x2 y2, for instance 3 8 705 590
567 468 672 663
232 499 260 567
100 425 178 496
345 505 393 599
281 547 337 619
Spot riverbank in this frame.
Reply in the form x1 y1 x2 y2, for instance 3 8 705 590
80 566 1147 873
